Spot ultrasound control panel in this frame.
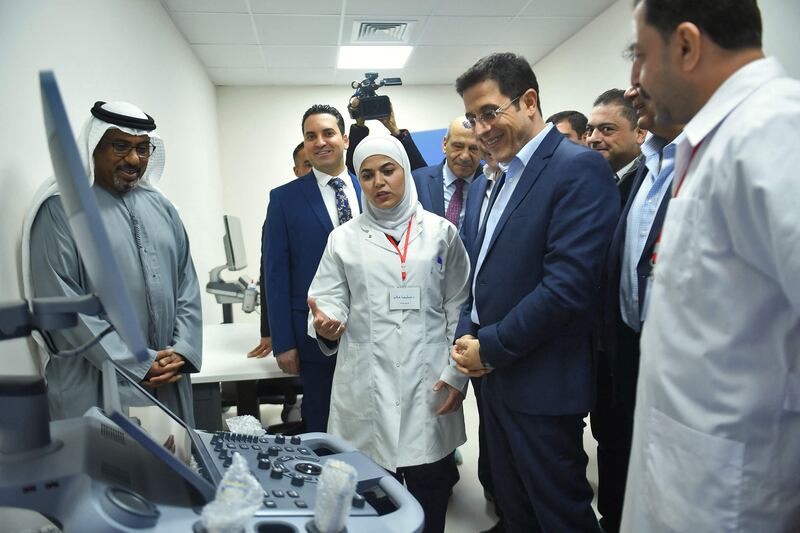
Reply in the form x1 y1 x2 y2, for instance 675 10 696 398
196 430 385 517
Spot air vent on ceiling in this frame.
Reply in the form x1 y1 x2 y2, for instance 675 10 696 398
351 21 413 44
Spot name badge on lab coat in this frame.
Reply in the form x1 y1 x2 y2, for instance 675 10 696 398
389 287 421 310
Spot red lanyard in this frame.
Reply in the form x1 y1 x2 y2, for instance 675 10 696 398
385 217 414 282
651 140 704 267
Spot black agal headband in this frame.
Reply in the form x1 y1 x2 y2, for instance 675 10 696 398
90 101 156 131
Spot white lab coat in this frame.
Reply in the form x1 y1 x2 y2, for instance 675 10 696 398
622 58 800 532
308 205 471 470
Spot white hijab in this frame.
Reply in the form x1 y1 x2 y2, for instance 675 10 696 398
353 134 419 240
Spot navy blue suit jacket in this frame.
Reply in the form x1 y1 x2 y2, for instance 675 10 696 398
455 128 619 415
601 159 672 403
264 171 362 361
412 160 447 217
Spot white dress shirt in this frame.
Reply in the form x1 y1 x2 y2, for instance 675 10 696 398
478 163 499 227
622 57 800 533
312 167 361 227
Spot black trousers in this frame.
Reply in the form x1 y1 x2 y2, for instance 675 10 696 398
471 376 495 498
590 323 640 533
482 377 599 533
392 452 459 533
296 359 335 432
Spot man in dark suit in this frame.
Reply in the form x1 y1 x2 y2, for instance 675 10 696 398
412 117 481 229
250 142 312 359
264 105 361 432
450 52 619 533
590 84 684 533
587 89 646 206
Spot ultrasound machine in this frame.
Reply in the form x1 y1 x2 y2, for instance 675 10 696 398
0 72 424 532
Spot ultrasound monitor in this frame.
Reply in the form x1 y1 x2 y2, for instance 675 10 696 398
223 215 247 271
102 359 217 502
39 71 148 363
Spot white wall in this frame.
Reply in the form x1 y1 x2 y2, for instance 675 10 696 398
0 0 225 374
533 0 800 119
215 84 464 323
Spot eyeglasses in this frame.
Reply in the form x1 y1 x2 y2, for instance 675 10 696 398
106 140 156 158
466 94 523 127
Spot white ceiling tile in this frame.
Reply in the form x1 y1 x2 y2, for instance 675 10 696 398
405 45 494 69
171 13 257 44
432 0 530 17
193 44 264 68
208 67 270 85
261 68 338 85
249 0 342 15
164 0 248 13
165 0 618 86
418 17 511 46
345 0 435 17
253 15 340 45
505 16 593 46
263 45 338 68
521 0 616 18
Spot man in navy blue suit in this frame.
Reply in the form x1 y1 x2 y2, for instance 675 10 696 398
450 53 619 532
412 117 481 229
590 84 684 533
264 105 361 432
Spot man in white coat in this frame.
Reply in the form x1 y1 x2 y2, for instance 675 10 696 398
623 1 800 531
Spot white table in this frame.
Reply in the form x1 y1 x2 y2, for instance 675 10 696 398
191 322 296 430
193 322 285 383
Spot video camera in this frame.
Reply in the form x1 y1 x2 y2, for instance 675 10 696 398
349 72 402 121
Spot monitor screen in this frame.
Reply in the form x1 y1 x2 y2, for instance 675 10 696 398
223 214 247 271
102 359 216 502
39 71 148 363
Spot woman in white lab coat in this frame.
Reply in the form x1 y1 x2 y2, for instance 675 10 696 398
307 134 471 533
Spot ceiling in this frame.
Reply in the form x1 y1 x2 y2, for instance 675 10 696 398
160 0 616 86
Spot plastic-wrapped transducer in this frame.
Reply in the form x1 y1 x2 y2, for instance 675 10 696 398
313 459 358 533
225 414 266 436
200 452 263 533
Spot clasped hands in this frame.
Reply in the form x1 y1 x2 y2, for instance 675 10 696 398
143 348 185 388
451 335 493 377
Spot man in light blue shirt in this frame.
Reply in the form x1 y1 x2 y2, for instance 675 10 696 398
590 83 684 533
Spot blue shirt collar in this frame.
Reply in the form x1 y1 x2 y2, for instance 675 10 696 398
500 123 554 179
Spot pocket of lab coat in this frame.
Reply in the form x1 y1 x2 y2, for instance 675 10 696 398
423 342 456 454
643 407 744 532
331 342 374 419
655 197 701 292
